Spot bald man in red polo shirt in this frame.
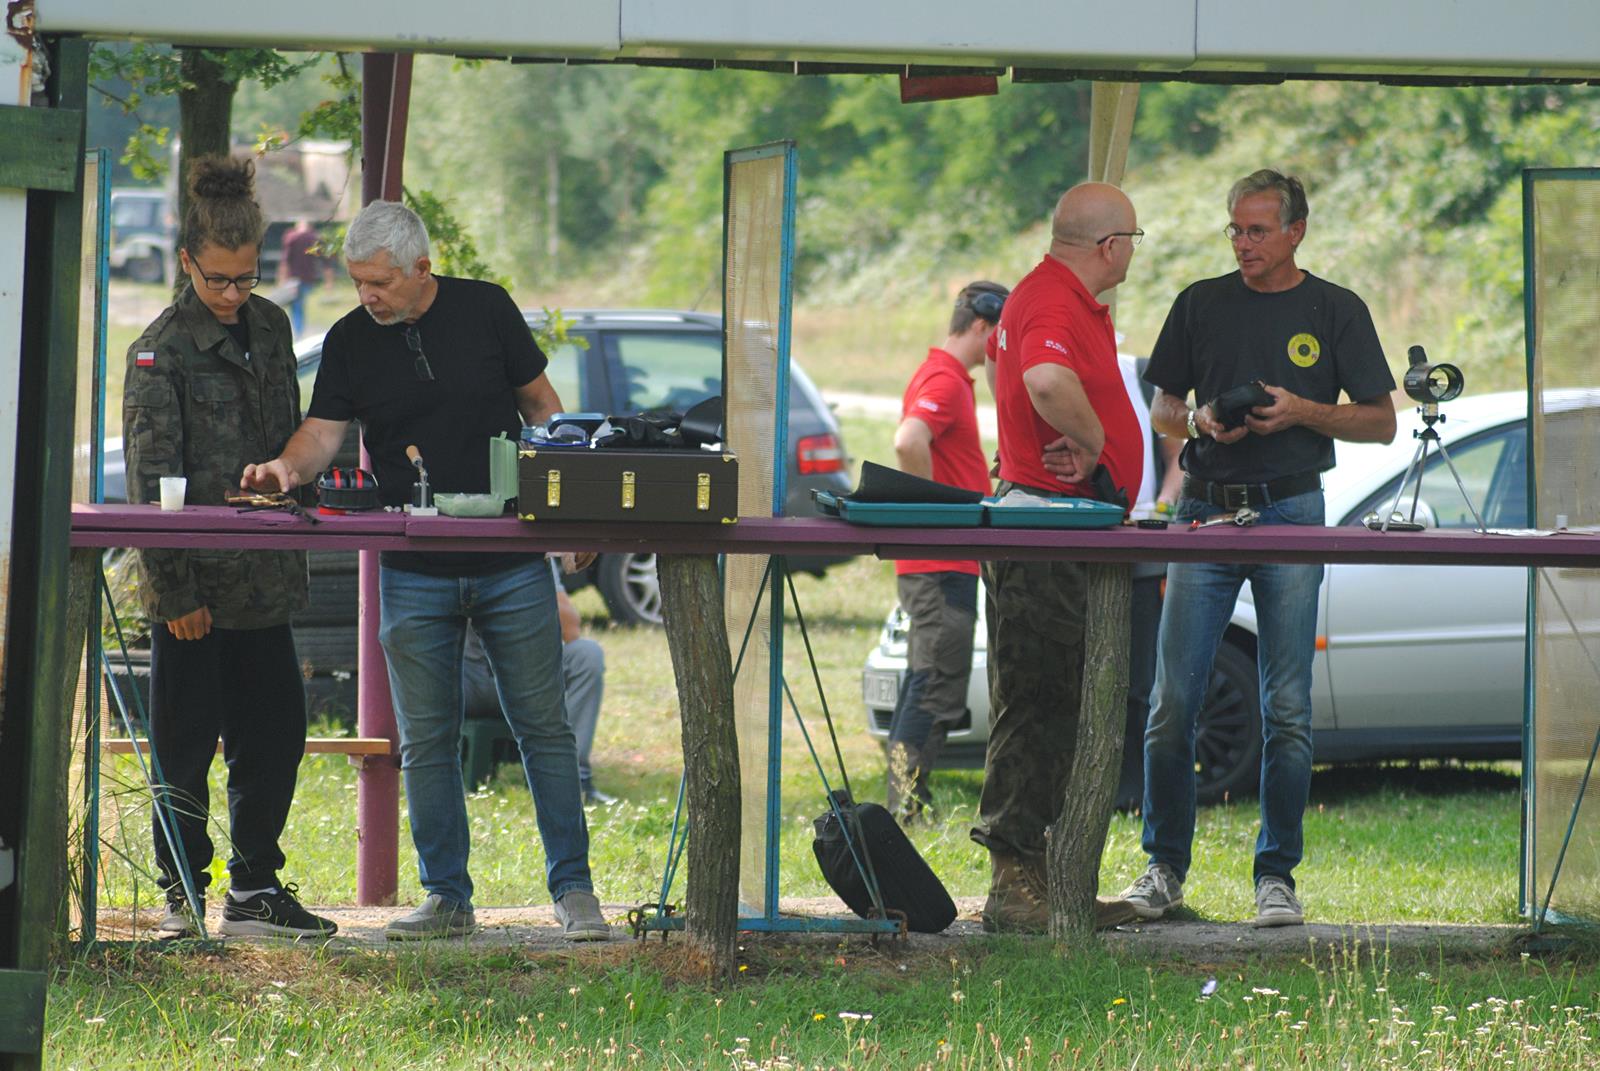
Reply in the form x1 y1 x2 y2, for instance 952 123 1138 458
973 182 1146 933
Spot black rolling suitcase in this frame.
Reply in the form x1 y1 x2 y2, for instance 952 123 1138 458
812 789 957 933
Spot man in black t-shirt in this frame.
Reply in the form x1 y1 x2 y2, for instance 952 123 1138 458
1119 170 1397 930
243 200 609 942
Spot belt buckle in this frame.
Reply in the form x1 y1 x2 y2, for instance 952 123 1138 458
1220 484 1252 511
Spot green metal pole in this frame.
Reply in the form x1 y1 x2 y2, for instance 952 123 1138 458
0 34 88 1071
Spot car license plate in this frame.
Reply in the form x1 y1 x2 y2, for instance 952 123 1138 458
863 670 899 707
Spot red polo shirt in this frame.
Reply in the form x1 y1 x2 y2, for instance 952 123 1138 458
986 256 1142 508
896 348 990 577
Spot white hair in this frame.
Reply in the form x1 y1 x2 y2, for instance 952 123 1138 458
344 200 430 272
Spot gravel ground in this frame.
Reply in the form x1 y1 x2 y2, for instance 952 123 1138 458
94 897 1522 962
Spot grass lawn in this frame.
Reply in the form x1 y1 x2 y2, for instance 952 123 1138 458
47 925 1600 1069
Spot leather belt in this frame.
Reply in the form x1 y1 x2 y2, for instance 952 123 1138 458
1183 471 1322 511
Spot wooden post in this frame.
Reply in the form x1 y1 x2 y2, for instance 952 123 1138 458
657 554 741 980
1046 562 1131 939
353 52 413 907
1086 81 1140 319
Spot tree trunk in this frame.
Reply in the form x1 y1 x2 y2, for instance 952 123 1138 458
545 151 560 277
175 49 237 242
1047 561 1131 940
657 554 741 981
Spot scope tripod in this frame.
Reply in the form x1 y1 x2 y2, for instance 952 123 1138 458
1379 403 1487 533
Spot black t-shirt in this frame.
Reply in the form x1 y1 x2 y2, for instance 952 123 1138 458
308 275 547 575
223 318 251 359
1144 271 1395 483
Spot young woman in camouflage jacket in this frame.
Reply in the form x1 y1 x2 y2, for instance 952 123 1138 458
123 155 335 940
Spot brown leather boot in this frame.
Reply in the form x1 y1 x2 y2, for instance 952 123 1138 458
985 855 1139 932
981 853 1049 933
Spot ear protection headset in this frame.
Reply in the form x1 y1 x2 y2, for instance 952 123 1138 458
967 289 1006 324
316 467 383 513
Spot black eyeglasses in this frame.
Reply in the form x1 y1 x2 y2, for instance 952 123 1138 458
1096 229 1145 247
1224 223 1278 244
403 325 435 382
187 251 261 292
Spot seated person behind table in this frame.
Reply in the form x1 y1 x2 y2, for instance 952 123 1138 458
463 559 613 805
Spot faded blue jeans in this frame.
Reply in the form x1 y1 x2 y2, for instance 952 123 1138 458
379 559 592 907
1142 490 1325 890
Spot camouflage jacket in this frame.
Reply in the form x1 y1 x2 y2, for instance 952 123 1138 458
123 285 309 629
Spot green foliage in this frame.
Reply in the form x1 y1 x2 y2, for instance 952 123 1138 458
240 53 362 154
399 186 508 290
90 44 322 179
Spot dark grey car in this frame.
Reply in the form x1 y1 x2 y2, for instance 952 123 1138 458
103 308 852 650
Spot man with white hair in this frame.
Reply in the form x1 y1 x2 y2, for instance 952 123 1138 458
242 200 609 942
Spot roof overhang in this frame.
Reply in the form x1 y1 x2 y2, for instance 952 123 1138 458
33 0 1600 84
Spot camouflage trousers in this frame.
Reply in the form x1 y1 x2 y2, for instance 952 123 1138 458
971 484 1087 861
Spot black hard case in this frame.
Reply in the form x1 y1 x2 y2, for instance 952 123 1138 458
517 447 739 524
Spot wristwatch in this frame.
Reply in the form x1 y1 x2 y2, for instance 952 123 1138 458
1185 408 1200 440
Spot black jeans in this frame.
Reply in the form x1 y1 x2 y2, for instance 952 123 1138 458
149 623 306 894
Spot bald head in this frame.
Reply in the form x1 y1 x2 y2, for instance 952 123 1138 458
1050 182 1135 247
1046 182 1139 295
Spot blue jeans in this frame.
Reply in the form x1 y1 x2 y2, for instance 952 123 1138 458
379 560 592 906
1142 490 1325 889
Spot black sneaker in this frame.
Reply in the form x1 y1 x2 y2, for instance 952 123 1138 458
218 884 338 938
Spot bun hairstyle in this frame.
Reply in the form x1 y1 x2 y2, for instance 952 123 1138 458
180 155 265 254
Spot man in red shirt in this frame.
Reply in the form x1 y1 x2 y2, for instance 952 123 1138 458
973 182 1146 932
885 281 1008 823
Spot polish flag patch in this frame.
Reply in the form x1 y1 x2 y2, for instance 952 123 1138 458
135 351 155 367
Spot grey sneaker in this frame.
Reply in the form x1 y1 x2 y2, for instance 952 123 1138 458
1119 864 1184 919
553 890 610 942
157 890 204 937
384 894 477 941
1254 877 1304 927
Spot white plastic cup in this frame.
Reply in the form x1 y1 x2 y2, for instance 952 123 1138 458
159 476 187 512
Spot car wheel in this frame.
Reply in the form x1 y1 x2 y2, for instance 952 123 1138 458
1194 639 1262 804
596 552 662 627
128 252 164 285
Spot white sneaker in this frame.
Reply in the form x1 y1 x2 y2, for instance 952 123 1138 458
1118 864 1184 919
554 890 610 942
1254 877 1304 927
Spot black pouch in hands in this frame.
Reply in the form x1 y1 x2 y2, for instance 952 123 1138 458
812 789 956 933
1211 380 1272 429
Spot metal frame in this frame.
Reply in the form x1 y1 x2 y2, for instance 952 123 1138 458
1520 166 1600 931
78 147 112 943
642 142 895 936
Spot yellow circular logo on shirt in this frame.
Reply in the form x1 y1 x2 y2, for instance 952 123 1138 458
1287 333 1321 368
